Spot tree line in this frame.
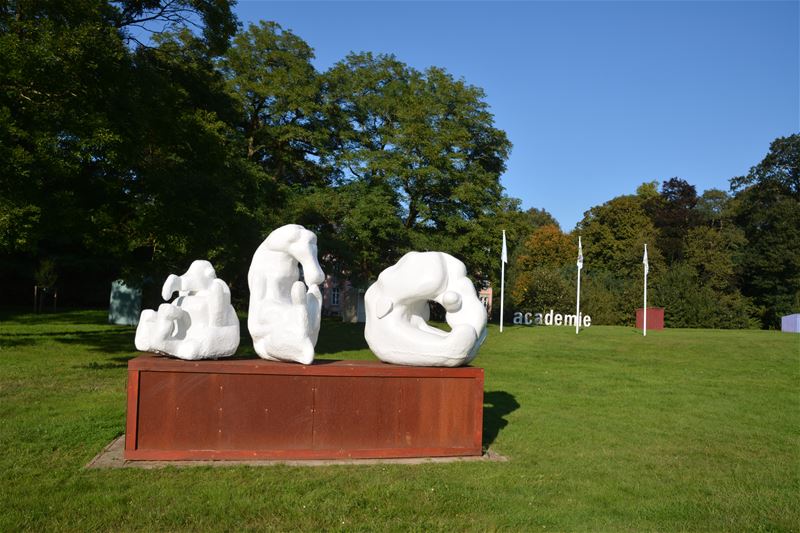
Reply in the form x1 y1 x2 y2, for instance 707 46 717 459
1 1 797 328
0 1 512 305
508 135 800 329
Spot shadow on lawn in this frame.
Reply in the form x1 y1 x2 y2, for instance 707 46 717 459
483 391 520 448
59 329 136 354
0 328 136 355
75 355 136 370
0 307 109 325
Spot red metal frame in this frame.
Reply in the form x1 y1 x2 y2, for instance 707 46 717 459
125 354 484 461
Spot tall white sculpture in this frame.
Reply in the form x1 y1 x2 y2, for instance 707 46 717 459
364 251 487 367
248 224 325 364
135 260 240 359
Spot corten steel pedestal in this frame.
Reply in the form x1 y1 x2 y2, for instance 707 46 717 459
125 354 484 461
636 307 665 330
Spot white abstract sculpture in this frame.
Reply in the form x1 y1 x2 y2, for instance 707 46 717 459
248 224 325 364
364 251 488 367
135 260 240 359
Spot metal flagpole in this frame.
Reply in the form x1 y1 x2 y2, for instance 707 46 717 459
576 236 582 334
500 230 507 332
643 244 648 337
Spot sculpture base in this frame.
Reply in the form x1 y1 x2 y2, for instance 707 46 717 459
636 307 665 330
125 354 484 461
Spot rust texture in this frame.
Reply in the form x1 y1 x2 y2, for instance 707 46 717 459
125 354 484 461
636 307 665 330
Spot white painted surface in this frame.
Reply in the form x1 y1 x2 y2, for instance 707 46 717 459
248 224 324 364
364 251 487 367
135 260 240 359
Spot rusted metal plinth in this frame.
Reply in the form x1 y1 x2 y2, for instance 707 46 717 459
636 307 665 330
125 354 484 461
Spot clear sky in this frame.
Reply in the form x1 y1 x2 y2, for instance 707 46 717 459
235 1 799 231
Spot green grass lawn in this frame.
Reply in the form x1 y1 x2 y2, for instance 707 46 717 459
0 309 798 532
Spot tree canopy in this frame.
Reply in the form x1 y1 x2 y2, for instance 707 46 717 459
1 2 796 329
508 138 799 329
0 4 516 305
729 134 800 327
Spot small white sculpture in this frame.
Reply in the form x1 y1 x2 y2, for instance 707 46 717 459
364 251 488 367
248 224 325 364
135 260 240 359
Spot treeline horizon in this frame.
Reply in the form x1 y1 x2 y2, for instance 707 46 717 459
1 2 797 329
508 158 799 330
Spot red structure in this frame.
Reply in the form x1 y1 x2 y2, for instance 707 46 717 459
125 354 484 461
636 307 665 330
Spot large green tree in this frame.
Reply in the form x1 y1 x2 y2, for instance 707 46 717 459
652 224 756 329
122 31 264 291
575 194 664 325
730 134 800 328
321 52 512 283
219 21 331 189
0 1 242 303
646 177 701 263
577 194 663 279
508 224 574 313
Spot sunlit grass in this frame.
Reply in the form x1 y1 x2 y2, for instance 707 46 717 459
0 309 797 531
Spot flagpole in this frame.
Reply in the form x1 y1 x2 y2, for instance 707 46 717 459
643 244 648 337
500 256 505 333
575 236 582 335
500 230 506 333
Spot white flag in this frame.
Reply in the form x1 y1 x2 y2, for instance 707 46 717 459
501 230 508 264
643 244 649 275
577 236 583 270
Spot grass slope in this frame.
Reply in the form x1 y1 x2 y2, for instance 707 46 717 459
0 310 797 531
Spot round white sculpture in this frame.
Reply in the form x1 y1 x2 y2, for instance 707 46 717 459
364 251 488 367
135 260 240 360
247 224 325 364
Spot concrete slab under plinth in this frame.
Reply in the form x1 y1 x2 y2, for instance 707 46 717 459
87 436 508 469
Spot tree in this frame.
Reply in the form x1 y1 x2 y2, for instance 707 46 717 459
731 134 799 197
574 194 664 326
121 31 268 293
508 224 574 314
475 198 559 296
651 224 757 329
219 21 331 189
695 188 731 228
510 266 573 314
730 134 800 328
0 1 241 304
322 52 511 283
648 178 701 262
577 195 663 279
291 181 407 286
579 270 631 325
513 224 573 272
636 180 660 201
683 225 745 292
653 261 756 329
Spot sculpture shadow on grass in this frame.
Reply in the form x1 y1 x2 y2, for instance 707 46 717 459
74 355 136 370
56 329 136 355
483 390 520 449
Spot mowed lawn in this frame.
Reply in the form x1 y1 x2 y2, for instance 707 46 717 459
0 309 797 532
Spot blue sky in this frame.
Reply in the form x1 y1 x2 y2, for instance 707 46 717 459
235 1 799 231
